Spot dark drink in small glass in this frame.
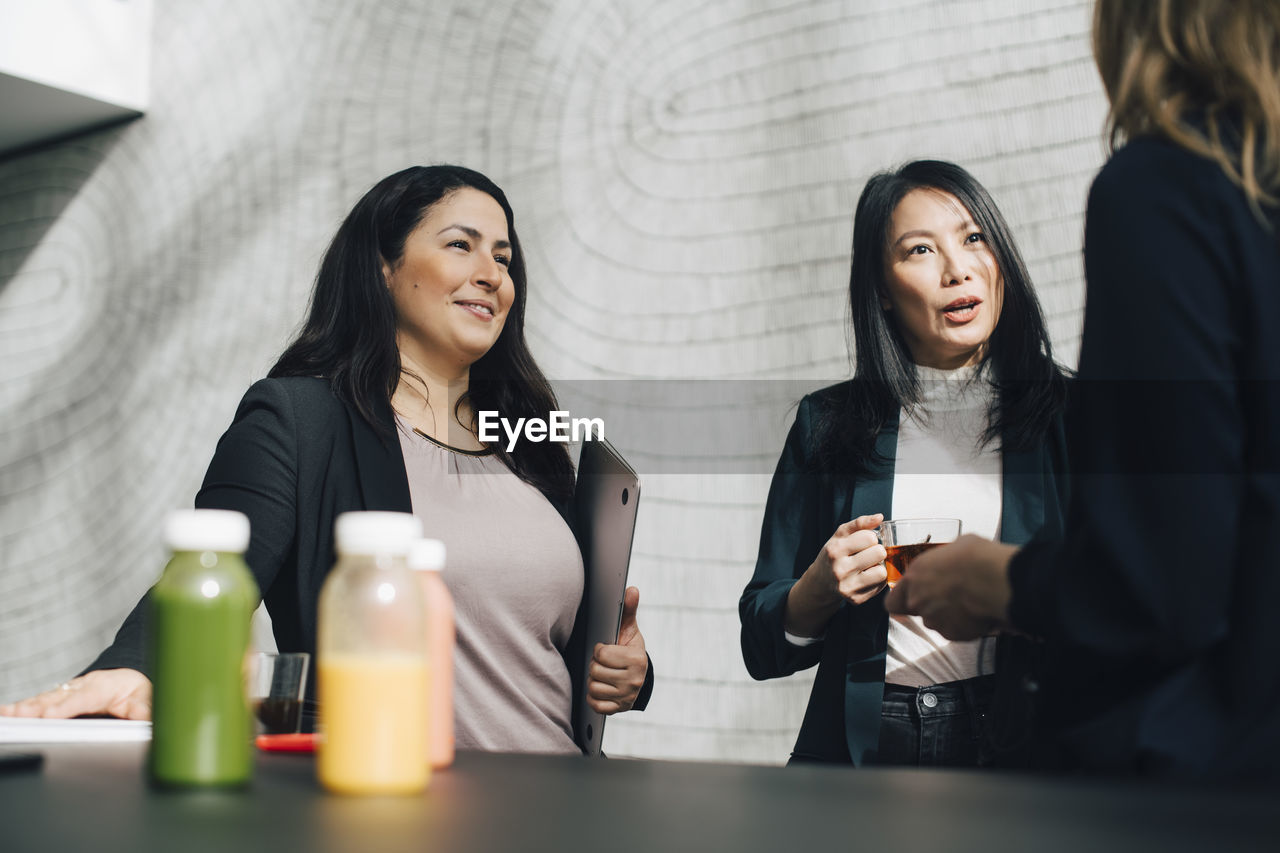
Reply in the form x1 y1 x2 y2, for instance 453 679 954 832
246 652 309 735
252 697 304 735
877 518 961 587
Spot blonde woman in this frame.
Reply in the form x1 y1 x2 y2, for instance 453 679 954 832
888 0 1280 780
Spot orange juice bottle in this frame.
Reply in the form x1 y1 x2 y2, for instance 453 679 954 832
408 538 455 769
316 512 428 795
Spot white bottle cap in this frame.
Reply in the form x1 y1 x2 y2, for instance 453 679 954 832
164 509 251 553
334 511 423 556
407 538 446 572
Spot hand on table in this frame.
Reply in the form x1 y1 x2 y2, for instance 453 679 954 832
0 668 152 721
587 586 647 715
884 533 1018 640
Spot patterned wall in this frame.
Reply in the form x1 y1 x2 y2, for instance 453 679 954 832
0 0 1107 763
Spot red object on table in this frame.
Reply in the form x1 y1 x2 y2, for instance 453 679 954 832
255 733 317 753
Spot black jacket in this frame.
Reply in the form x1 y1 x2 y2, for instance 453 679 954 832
740 382 1069 765
89 376 652 748
1008 135 1280 779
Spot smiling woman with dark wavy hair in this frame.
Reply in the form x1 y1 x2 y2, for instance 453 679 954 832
740 159 1069 769
1 165 654 755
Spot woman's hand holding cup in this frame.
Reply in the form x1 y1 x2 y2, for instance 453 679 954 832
811 514 891 606
783 514 888 639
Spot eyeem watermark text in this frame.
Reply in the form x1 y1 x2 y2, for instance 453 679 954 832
477 411 605 452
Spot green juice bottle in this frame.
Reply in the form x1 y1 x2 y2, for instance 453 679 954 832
149 509 259 787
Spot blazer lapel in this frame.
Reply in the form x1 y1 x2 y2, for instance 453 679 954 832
345 398 413 513
846 420 898 520
841 414 898 766
999 444 1046 546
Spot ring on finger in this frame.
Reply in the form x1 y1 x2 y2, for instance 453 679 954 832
58 682 73 692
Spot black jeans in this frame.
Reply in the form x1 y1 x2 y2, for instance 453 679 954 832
876 675 997 768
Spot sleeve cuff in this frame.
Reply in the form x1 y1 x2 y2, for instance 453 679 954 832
783 629 823 647
632 652 655 711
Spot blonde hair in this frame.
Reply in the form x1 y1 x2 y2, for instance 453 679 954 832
1093 0 1280 216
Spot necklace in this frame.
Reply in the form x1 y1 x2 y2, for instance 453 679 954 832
411 426 493 456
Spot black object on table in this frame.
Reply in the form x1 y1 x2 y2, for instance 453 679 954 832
0 743 1273 853
0 749 43 772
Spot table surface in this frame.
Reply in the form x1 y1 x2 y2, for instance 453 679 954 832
1 743 1274 853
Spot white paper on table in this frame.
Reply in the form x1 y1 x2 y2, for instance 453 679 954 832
0 717 151 743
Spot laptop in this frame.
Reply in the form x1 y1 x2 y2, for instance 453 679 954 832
572 438 641 757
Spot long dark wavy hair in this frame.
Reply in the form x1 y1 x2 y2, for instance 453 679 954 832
269 165 574 500
814 160 1069 475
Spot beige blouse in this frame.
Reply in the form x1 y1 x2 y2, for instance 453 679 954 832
397 421 583 755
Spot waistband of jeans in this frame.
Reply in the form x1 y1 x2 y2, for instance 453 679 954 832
882 674 996 699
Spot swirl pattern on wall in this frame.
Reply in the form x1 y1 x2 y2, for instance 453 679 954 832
0 0 1104 762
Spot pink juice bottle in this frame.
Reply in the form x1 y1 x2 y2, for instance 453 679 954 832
408 537 455 769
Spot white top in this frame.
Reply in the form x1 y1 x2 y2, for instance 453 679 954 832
884 364 1001 686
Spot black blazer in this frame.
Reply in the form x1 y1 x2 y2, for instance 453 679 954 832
740 382 1068 766
89 376 652 747
1008 136 1280 779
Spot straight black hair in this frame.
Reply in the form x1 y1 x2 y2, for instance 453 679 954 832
269 164 574 500
814 160 1068 474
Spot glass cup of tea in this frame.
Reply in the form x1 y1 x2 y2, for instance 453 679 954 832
877 518 962 588
246 651 310 735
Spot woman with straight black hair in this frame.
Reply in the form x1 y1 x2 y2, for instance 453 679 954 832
741 159 1069 767
834 161 1068 474
4 165 653 755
